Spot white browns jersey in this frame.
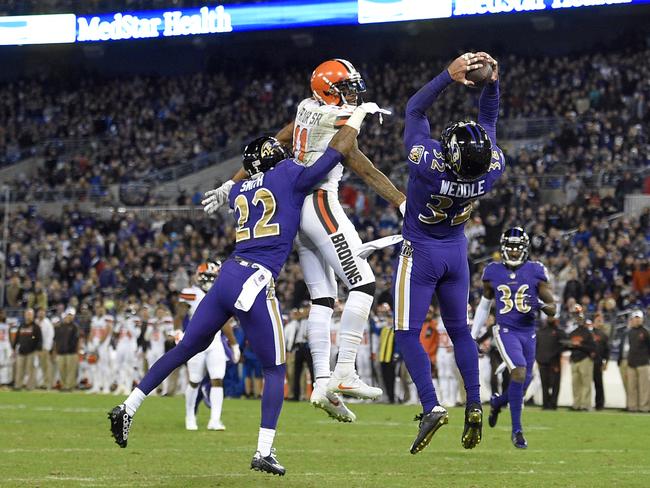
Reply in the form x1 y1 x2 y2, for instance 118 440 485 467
180 285 221 348
115 315 139 346
0 321 9 347
90 314 114 349
293 97 355 192
147 315 174 352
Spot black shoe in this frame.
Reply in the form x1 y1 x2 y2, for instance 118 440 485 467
512 431 528 449
108 405 133 448
462 403 483 449
488 394 501 428
409 406 449 454
251 449 285 476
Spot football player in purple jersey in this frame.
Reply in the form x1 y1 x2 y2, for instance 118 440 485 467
471 227 557 448
394 52 505 454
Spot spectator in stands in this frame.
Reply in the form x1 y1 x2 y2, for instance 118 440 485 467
12 308 41 390
626 310 650 412
54 307 80 391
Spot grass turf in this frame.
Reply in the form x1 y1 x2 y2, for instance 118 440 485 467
0 391 648 487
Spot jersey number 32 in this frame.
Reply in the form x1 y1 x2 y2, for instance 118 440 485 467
234 189 280 242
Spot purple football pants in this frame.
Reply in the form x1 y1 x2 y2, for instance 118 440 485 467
393 238 480 413
138 259 286 429
492 325 536 433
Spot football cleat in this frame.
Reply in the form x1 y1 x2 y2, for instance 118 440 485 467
512 431 528 449
310 385 356 423
108 405 133 448
207 420 226 431
410 405 449 454
488 393 502 428
250 449 285 476
185 416 198 431
327 372 382 400
461 403 483 449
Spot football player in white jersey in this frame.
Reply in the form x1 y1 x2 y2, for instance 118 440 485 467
202 59 405 422
88 302 114 393
177 261 240 431
114 305 140 395
0 310 13 385
145 305 174 371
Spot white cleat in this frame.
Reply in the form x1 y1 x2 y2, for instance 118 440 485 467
207 420 226 431
185 416 198 431
327 372 382 400
310 385 356 423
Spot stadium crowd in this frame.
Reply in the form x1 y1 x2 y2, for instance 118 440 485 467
3 46 649 203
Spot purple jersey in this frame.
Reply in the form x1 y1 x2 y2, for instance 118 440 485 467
228 147 343 276
482 261 549 330
402 70 505 243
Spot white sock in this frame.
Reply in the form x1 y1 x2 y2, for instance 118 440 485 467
306 304 333 386
123 388 146 416
209 386 224 424
185 385 199 419
257 427 276 457
334 291 373 376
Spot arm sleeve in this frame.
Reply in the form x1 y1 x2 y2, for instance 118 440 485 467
293 147 344 196
471 296 493 339
404 70 453 152
478 80 499 145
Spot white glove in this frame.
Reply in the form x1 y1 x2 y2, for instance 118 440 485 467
354 234 404 260
346 102 392 130
231 344 241 363
399 200 406 216
201 180 234 214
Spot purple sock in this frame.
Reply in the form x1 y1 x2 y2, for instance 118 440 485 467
508 379 524 433
446 326 481 406
493 391 509 408
395 329 438 413
260 364 286 429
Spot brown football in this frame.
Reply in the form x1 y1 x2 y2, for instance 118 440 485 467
466 63 493 87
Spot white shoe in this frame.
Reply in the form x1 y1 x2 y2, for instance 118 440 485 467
327 372 382 400
185 416 198 431
207 420 226 431
310 385 356 423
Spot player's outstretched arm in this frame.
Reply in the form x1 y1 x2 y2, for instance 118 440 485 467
471 281 494 339
345 146 406 211
295 103 390 194
538 281 557 318
476 52 500 144
404 52 486 151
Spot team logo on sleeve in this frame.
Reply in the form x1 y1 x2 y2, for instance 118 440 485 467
488 150 502 171
408 145 425 164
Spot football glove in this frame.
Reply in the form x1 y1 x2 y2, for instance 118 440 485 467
202 180 235 215
231 344 241 363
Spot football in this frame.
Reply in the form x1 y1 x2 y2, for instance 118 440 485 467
466 62 493 87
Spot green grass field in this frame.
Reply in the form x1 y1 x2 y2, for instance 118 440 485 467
1 391 648 487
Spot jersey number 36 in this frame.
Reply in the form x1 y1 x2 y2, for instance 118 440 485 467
497 284 531 314
234 189 280 242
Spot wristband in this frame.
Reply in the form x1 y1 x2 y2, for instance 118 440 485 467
345 107 366 131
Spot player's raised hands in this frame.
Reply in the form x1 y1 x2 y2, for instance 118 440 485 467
447 52 488 86
475 51 499 82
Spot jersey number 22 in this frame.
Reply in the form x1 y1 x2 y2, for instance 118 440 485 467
234 189 280 242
